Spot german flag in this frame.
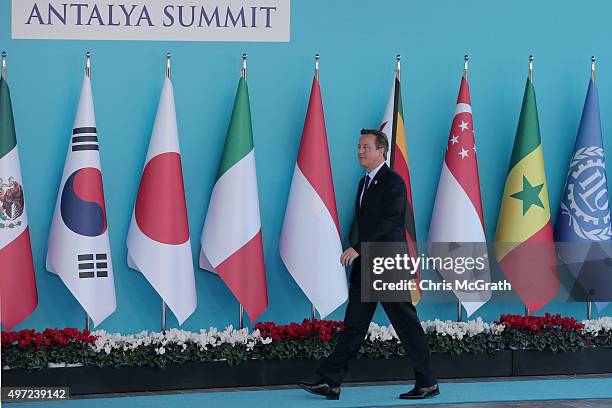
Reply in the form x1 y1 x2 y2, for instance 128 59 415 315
494 78 559 313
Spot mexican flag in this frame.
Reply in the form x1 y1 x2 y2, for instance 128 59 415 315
200 77 268 322
494 78 559 313
0 76 38 330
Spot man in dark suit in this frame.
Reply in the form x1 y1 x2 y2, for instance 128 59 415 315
298 129 438 400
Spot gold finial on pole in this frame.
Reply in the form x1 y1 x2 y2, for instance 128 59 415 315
591 56 596 82
396 54 401 81
85 51 91 79
314 54 320 80
1 51 6 80
166 52 171 79
241 53 247 80
529 55 534 82
464 54 469 81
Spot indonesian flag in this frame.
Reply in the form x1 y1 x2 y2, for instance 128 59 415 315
0 76 38 330
428 76 491 317
46 74 116 327
494 78 559 313
200 77 268 323
279 76 348 319
127 77 196 326
380 76 421 305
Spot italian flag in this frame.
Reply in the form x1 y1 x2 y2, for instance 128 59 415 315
494 78 559 313
200 77 268 322
0 76 38 330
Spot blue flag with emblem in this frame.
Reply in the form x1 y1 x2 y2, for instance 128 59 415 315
554 78 611 312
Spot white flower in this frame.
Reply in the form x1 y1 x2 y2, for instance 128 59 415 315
581 317 612 336
367 322 396 342
83 317 609 358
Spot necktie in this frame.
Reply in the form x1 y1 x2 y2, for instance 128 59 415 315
360 175 371 207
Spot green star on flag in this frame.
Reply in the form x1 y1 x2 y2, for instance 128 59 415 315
494 77 558 314
510 175 544 215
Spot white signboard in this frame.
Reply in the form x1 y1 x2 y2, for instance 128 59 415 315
12 0 290 42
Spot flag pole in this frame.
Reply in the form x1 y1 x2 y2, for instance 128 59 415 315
396 54 400 81
160 52 172 334
241 52 247 80
311 53 321 321
1 51 6 80
524 54 534 318
455 54 471 322
166 51 171 78
85 51 91 79
84 51 92 332
586 56 597 320
237 52 248 330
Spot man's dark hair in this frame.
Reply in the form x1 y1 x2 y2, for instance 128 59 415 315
360 129 389 159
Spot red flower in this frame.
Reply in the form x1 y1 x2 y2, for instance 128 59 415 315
497 313 584 333
253 318 344 342
2 327 100 349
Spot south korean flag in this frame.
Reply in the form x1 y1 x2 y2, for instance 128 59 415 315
46 72 116 327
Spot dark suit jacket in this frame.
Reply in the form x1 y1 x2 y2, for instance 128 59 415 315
350 163 407 252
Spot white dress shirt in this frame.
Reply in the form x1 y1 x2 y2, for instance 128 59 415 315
359 161 385 206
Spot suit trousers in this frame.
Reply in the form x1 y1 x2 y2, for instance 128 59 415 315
316 260 436 388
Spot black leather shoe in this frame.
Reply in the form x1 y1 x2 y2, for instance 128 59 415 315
399 383 440 399
297 379 340 400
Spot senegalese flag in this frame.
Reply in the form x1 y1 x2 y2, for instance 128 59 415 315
200 76 269 322
0 75 38 330
494 78 559 313
380 75 420 305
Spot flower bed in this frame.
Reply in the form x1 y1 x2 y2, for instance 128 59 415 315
2 314 611 370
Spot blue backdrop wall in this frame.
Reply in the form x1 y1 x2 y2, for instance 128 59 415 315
1 0 611 333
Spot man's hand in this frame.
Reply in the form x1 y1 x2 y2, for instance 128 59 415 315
340 247 359 267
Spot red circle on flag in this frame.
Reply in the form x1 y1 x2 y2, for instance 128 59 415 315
135 152 190 245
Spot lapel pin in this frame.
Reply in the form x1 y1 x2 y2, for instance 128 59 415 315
374 180 378 185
